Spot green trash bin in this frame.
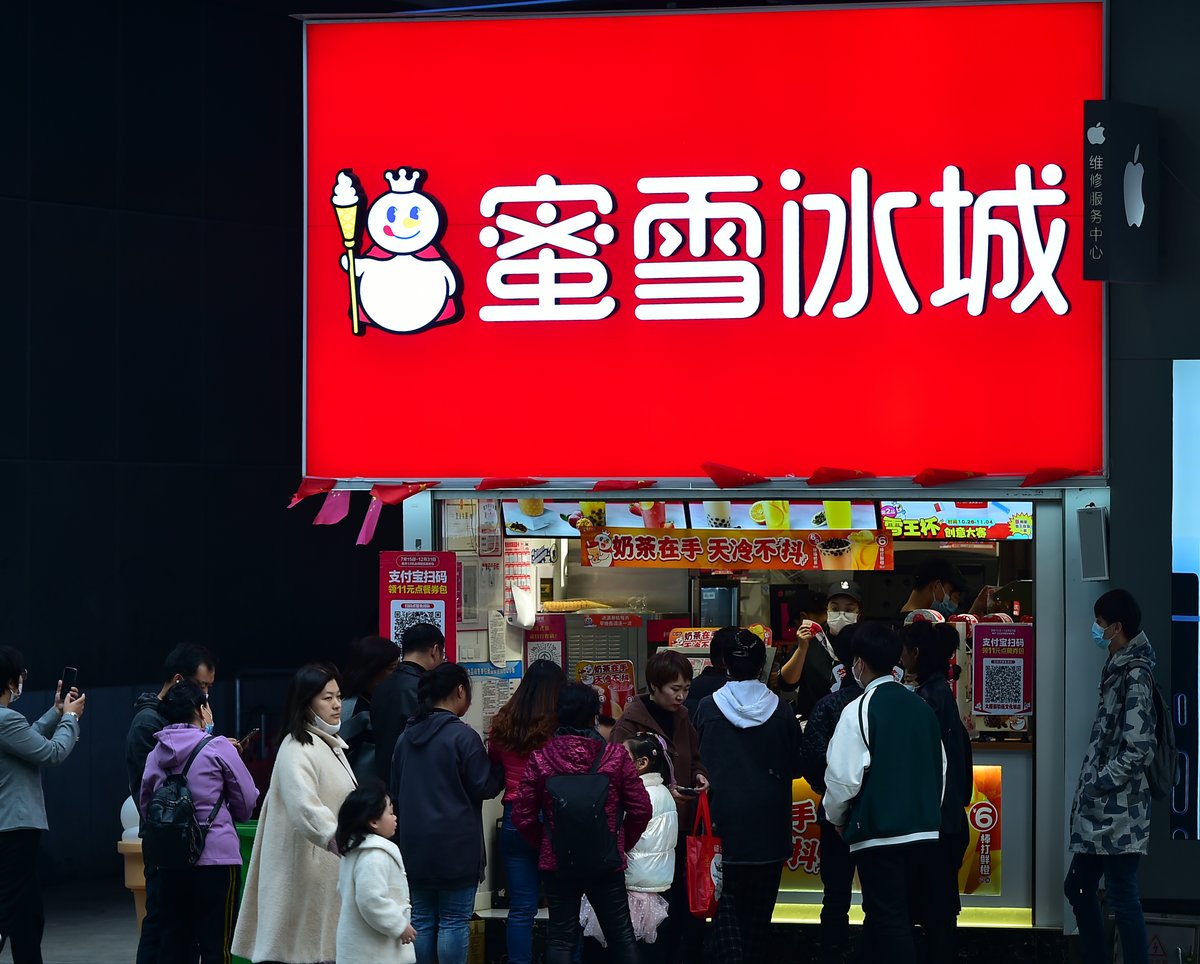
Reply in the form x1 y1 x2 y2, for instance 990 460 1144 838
233 821 258 964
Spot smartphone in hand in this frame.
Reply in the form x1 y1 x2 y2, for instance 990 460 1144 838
61 666 78 693
236 728 261 751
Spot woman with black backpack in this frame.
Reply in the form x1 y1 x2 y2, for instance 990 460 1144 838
511 683 653 964
140 680 259 963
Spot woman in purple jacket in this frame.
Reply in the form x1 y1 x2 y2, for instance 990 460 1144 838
140 681 259 964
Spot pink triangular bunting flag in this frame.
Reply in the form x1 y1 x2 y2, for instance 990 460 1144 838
312 489 351 525
356 497 384 545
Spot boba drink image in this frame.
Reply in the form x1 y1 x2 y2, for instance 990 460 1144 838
817 537 854 570
703 500 734 528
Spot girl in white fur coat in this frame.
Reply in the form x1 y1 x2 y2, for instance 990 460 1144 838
335 782 417 964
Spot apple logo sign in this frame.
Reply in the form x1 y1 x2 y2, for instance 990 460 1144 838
1087 123 1106 145
1124 144 1145 228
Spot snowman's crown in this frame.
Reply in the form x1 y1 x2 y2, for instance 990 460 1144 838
384 167 422 193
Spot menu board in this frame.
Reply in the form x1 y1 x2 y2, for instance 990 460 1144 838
686 500 877 531
502 499 688 538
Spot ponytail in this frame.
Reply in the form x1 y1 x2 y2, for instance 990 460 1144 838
412 662 470 723
626 733 673 784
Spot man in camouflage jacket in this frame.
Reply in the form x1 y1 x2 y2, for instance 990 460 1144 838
1065 589 1156 964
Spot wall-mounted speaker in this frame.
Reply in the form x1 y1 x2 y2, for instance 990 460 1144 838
1078 504 1110 582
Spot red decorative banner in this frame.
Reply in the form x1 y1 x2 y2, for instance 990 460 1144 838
379 551 458 662
580 528 893 571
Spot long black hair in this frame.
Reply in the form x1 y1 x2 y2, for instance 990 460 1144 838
901 622 961 682
335 780 390 855
342 635 399 700
489 659 567 753
282 662 341 745
412 662 471 723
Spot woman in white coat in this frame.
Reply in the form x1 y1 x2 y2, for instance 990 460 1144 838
335 781 416 964
232 664 358 964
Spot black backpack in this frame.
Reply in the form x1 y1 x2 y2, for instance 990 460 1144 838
546 743 621 878
141 735 227 870
1119 660 1179 801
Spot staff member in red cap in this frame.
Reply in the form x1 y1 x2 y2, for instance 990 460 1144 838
779 581 863 717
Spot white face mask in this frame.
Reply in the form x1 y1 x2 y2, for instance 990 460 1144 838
307 711 342 736
827 611 858 636
851 658 865 688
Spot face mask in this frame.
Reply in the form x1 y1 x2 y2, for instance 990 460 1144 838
827 611 858 636
204 723 215 735
931 583 958 617
892 665 907 684
851 659 864 688
1091 622 1112 649
308 710 342 736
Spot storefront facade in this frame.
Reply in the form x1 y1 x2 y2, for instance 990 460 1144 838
301 0 1117 932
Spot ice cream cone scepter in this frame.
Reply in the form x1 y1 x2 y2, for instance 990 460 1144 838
331 171 363 336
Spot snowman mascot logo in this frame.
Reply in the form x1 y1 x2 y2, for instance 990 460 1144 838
331 167 461 335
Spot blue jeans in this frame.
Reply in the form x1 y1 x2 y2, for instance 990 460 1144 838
410 884 477 964
502 803 542 964
1064 853 1148 964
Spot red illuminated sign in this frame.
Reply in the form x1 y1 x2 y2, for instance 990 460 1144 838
305 4 1104 481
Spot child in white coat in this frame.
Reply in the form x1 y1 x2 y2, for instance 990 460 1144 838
581 735 679 961
335 782 418 964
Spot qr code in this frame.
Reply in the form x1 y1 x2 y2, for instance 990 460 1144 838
981 658 1023 712
391 601 446 647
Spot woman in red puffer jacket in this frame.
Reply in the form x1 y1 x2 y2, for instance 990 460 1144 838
512 683 652 964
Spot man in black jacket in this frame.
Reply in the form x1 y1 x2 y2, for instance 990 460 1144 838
124 642 217 964
371 622 445 786
694 628 803 964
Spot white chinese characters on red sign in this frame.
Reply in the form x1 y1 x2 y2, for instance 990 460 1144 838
478 165 1068 323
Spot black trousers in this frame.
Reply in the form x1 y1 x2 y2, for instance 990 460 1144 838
854 842 937 964
911 825 970 964
658 835 706 963
818 818 856 958
0 829 44 964
706 861 783 964
158 864 241 964
545 870 638 964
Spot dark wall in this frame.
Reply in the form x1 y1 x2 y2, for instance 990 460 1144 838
1106 0 1200 903
2 0 406 878
0 0 405 689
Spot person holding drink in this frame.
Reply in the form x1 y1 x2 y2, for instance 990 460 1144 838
780 582 863 718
